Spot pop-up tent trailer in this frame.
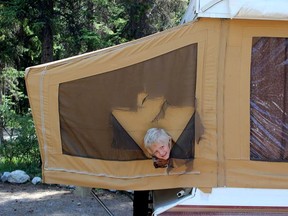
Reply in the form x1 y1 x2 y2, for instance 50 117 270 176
25 0 288 214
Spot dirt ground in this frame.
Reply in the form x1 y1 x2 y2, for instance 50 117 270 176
0 182 133 216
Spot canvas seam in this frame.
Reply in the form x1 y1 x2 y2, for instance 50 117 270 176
40 67 48 168
44 167 200 179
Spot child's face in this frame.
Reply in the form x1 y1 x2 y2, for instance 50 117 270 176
149 140 171 160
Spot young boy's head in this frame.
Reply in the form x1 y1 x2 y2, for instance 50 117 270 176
144 128 172 160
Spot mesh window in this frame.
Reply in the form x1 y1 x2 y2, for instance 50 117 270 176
250 37 288 161
59 44 197 161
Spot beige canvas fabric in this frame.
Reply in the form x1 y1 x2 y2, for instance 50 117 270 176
26 18 288 190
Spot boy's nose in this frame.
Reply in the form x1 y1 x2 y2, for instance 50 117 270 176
159 149 165 156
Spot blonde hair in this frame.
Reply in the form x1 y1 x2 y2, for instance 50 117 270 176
144 128 171 151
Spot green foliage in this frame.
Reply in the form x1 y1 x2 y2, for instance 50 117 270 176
148 0 189 31
0 1 42 68
0 67 40 175
0 0 188 176
0 110 39 163
119 0 188 40
0 158 41 178
53 0 129 58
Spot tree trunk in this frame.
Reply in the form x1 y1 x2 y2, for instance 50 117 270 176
41 25 54 63
0 65 3 145
121 0 156 40
85 0 96 52
40 0 54 64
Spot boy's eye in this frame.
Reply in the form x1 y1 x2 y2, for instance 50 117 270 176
153 145 165 156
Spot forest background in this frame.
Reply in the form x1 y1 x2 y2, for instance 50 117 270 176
0 0 188 177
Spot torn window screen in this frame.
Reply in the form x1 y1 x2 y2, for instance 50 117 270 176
59 44 197 161
250 37 288 161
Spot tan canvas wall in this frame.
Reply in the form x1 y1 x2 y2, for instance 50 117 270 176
25 19 220 190
26 17 288 190
222 19 288 188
